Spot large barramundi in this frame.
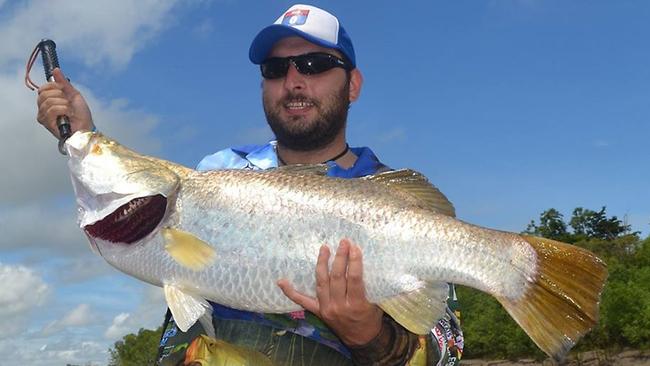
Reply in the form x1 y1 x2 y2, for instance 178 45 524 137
66 131 606 361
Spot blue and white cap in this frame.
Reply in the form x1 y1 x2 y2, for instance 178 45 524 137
249 4 356 67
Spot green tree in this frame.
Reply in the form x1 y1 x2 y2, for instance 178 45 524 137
525 208 570 241
527 206 635 245
570 207 634 241
108 327 162 366
456 286 544 360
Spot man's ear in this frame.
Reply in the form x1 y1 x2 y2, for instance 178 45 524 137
348 69 363 103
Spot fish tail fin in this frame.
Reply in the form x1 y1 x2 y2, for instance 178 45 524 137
498 235 607 362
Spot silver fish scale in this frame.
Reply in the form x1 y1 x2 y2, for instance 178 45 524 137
95 166 538 314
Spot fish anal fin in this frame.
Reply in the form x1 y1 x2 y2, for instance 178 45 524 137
198 310 216 339
163 228 216 271
163 284 212 332
379 282 449 335
364 169 456 217
498 235 608 362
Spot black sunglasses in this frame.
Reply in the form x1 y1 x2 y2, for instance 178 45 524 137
260 52 353 79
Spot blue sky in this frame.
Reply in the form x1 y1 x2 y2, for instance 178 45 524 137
0 1 648 365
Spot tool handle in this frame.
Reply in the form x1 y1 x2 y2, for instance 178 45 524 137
38 39 60 81
38 39 71 155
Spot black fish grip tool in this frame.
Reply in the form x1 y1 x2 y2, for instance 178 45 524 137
25 39 72 155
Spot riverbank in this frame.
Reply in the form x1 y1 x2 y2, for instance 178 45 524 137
461 349 650 365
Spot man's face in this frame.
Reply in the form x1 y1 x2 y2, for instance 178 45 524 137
262 37 358 151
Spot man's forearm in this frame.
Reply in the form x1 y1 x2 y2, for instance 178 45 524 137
349 315 420 366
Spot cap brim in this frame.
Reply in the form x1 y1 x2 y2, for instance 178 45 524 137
249 24 341 64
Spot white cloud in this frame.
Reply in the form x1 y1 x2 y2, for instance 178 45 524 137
0 278 166 365
0 202 117 283
105 312 132 339
34 339 105 366
41 304 94 336
60 303 93 326
0 263 50 337
0 203 84 251
0 0 181 206
56 255 115 283
0 70 162 206
104 284 167 340
0 0 182 70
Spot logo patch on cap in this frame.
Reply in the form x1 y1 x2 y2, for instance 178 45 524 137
282 9 309 26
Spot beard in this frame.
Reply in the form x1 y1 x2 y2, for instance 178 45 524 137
263 83 350 151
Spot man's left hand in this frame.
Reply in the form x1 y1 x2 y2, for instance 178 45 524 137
278 238 384 346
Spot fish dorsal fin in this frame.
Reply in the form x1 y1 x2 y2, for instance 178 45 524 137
272 164 329 176
379 282 450 334
163 284 213 332
364 169 456 217
163 228 216 271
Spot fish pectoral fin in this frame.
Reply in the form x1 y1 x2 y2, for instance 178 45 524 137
363 169 456 217
163 228 216 271
379 282 449 335
272 164 329 176
164 284 213 332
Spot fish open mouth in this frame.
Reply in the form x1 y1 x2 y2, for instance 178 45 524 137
84 194 167 244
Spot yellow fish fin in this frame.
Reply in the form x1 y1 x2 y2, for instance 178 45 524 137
407 336 429 366
379 282 449 335
497 235 608 362
163 227 216 270
272 163 329 176
364 169 456 217
163 284 212 332
185 335 273 366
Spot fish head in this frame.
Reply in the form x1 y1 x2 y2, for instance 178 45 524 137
65 131 180 245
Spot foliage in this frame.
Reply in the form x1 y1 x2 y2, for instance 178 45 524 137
596 236 650 349
462 207 649 360
456 286 545 360
525 206 637 244
525 208 571 242
569 207 635 241
108 326 162 366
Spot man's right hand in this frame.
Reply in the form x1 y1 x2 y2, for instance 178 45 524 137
36 68 94 139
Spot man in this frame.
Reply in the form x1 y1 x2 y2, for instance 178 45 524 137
36 4 462 365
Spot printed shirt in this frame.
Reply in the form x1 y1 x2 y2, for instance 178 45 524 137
157 141 464 366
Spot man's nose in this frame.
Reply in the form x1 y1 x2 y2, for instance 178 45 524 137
283 63 305 90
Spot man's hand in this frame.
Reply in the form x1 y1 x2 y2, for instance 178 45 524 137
278 238 384 346
37 68 93 139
